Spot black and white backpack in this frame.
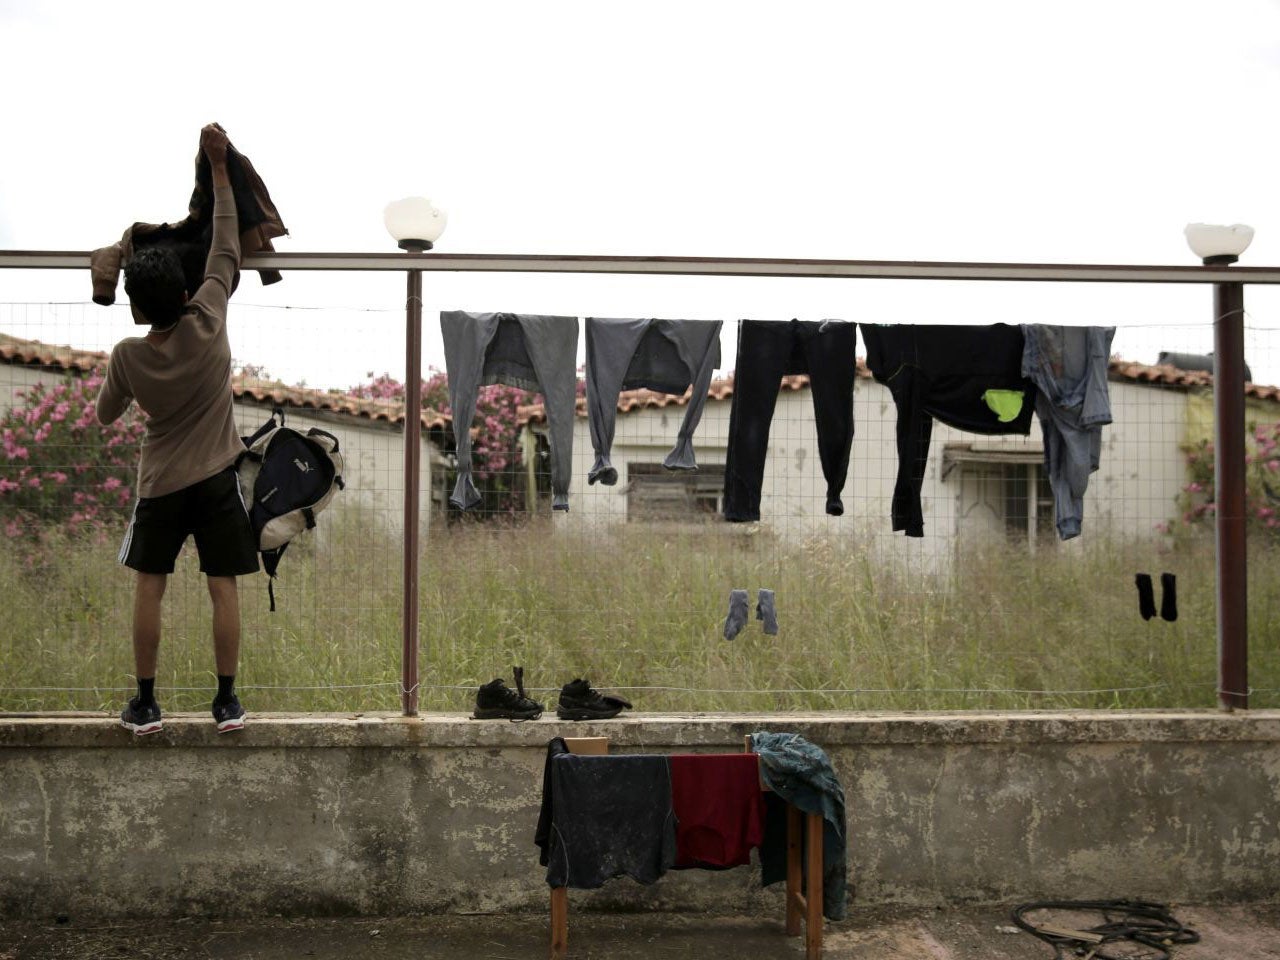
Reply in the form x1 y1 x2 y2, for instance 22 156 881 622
236 406 345 610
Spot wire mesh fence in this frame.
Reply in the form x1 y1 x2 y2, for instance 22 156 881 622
1 299 1277 713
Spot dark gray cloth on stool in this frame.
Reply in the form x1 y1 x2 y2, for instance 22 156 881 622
542 753 676 889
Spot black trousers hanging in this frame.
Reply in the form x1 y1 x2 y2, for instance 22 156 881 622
860 323 1035 537
722 320 856 522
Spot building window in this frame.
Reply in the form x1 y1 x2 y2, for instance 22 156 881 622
944 443 1055 547
625 463 723 522
1000 463 1056 543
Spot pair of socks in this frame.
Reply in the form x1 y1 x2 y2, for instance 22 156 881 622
724 589 778 640
1135 573 1177 622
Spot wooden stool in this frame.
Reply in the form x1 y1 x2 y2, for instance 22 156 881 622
548 737 824 960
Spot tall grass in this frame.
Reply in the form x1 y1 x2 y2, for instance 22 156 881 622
2 514 1277 714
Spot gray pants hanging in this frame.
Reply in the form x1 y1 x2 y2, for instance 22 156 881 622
584 317 723 485
440 310 579 511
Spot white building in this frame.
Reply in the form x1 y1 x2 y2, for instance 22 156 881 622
521 360 1280 562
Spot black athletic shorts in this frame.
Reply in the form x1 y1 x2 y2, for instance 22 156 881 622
118 465 260 577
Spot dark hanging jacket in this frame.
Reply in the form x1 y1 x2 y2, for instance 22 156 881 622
90 127 288 321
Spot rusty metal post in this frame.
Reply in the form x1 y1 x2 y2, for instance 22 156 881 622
401 267 423 716
1214 279 1248 710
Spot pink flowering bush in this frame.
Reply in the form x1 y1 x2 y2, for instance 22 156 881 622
0 369 145 544
348 370 408 403
1178 419 1280 538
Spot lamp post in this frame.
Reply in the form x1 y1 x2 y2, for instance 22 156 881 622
1185 223 1253 711
384 197 448 717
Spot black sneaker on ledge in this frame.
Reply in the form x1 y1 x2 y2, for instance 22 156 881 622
556 678 632 721
212 695 247 734
120 697 163 736
472 666 544 721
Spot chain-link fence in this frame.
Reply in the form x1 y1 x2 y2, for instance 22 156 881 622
1 297 1277 713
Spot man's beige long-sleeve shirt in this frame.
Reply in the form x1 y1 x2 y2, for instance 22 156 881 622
96 184 243 498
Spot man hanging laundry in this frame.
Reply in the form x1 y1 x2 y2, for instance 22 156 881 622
860 323 1036 537
584 317 722 485
97 124 260 736
1021 325 1115 539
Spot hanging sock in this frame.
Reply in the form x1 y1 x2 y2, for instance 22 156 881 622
1161 573 1178 622
1135 573 1156 621
756 589 779 636
724 590 750 641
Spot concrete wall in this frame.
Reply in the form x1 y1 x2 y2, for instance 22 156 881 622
2 712 1278 919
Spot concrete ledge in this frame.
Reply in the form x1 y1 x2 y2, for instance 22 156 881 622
5 709 1280 748
3 711 1279 919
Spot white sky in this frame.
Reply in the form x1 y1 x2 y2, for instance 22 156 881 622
3 0 1280 389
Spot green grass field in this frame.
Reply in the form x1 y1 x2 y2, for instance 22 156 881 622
2 512 1276 714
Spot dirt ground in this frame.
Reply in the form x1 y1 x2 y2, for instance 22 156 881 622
3 903 1279 960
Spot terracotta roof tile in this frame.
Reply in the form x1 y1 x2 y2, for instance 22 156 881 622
0 334 448 430
516 365 872 425
6 334 1277 439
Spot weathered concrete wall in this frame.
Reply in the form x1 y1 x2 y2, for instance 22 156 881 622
1 712 1278 919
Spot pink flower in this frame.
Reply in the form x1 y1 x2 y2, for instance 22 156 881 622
1259 507 1275 520
1268 460 1280 473
26 476 41 489
0 478 18 494
1186 482 1203 493
46 471 68 484
102 476 122 491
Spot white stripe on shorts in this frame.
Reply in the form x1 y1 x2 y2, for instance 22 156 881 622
118 500 139 565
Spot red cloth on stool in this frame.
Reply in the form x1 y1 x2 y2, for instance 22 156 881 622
669 754 766 868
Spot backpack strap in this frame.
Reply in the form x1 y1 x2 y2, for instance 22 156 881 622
244 405 286 451
306 427 346 489
306 426 339 452
302 507 317 530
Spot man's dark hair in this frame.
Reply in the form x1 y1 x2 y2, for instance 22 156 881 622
123 247 187 328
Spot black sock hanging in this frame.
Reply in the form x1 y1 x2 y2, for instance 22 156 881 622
1135 573 1156 621
1160 572 1178 622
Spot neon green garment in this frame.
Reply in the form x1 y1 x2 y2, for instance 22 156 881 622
982 389 1025 423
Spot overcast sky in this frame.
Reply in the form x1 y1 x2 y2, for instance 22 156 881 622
3 0 1279 389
